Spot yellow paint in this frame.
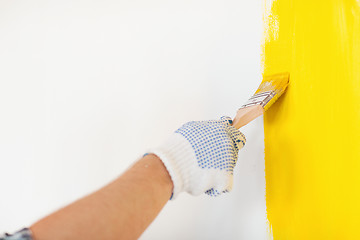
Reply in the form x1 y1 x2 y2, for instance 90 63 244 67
262 1 360 239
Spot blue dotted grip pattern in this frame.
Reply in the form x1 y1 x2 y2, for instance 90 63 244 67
175 116 246 196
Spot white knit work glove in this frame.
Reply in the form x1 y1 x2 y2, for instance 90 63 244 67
149 116 246 200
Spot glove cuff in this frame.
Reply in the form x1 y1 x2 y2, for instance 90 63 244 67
149 133 197 200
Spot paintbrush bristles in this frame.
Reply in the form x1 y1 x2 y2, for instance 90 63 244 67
255 72 289 95
232 72 289 129
259 72 289 111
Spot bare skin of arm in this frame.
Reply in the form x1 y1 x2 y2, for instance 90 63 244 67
30 154 173 240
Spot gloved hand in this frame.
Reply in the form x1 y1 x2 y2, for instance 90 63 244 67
149 116 246 199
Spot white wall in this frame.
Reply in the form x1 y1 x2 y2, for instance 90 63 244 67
0 0 266 239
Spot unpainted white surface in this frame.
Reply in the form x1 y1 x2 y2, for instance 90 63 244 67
0 1 266 239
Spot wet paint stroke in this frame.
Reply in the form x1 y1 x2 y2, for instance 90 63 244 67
262 0 360 239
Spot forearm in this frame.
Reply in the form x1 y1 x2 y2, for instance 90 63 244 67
30 154 173 240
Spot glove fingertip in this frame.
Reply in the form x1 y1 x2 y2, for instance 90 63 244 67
227 126 246 149
220 116 233 126
205 188 222 197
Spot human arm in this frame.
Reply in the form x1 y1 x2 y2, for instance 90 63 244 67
30 154 172 240
3 116 245 240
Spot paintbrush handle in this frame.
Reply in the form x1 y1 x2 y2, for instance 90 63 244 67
232 105 264 129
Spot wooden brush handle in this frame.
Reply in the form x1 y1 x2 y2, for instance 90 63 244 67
232 105 264 129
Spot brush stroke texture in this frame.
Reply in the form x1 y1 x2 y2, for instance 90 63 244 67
262 0 360 239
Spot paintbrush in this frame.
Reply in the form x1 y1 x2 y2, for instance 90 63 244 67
232 72 289 129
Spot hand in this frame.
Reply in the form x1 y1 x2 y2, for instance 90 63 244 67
150 116 246 199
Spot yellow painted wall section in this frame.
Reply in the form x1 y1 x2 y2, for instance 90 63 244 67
262 1 360 239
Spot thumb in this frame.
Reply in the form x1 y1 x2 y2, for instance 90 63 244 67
219 116 246 150
227 125 246 151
